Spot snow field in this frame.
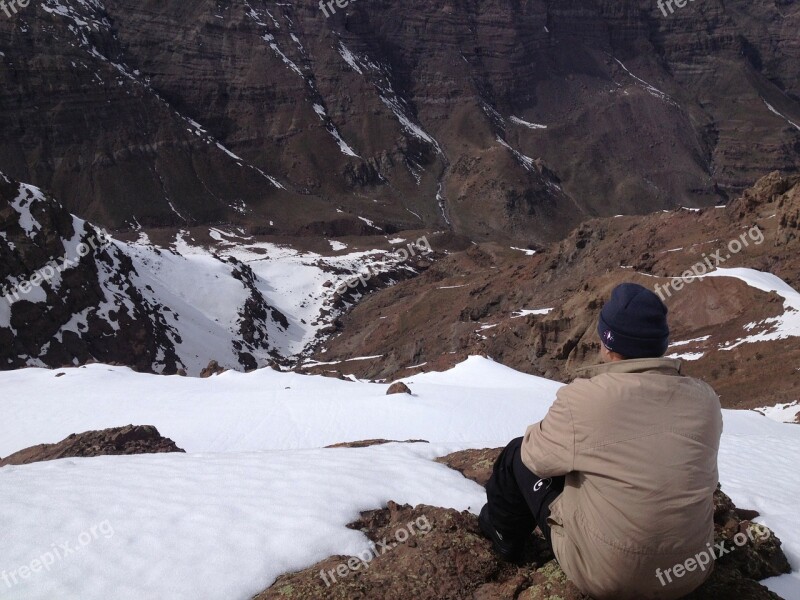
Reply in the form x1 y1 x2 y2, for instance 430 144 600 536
0 357 798 599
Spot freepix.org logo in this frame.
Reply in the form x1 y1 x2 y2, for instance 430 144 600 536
656 0 697 17
0 0 32 19
318 0 357 18
1 230 113 305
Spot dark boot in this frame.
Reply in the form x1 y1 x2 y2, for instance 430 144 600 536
479 503 525 562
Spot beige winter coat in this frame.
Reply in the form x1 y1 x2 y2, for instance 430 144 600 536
521 358 723 600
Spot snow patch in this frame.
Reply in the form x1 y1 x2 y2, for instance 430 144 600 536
763 99 800 132
497 137 535 171
512 308 553 318
701 269 800 349
510 116 547 130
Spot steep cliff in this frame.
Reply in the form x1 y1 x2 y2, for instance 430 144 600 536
0 0 798 243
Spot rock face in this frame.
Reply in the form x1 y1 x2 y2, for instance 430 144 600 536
0 425 185 467
199 360 227 378
310 172 800 410
253 447 790 600
0 175 181 372
0 1 798 243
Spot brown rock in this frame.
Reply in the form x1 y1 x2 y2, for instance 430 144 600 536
386 382 412 395
200 360 226 378
435 447 502 487
326 439 428 449
254 498 786 600
0 425 185 467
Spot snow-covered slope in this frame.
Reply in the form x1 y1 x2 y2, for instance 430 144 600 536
1 176 430 375
120 230 424 373
0 357 798 599
703 268 800 349
757 401 800 424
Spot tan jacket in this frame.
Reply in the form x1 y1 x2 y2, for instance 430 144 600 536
521 358 723 600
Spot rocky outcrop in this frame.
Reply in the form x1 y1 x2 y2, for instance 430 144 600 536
0 174 293 374
0 1 798 242
199 360 227 378
0 175 182 373
326 439 428 449
0 425 185 467
253 447 790 599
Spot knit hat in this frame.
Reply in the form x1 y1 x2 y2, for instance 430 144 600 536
597 283 669 359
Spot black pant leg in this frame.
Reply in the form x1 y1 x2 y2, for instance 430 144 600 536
511 453 565 547
485 436 565 547
485 437 537 543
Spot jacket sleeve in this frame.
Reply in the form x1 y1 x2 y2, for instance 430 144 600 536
520 384 577 477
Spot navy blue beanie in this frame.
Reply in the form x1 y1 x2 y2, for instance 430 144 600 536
597 284 669 359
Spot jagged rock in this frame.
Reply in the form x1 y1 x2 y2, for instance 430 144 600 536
254 502 511 600
200 360 227 378
435 447 502 487
0 425 185 467
711 486 792 581
386 382 412 395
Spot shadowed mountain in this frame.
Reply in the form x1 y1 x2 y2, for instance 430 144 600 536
0 0 798 243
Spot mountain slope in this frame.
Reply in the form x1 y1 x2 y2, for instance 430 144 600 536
310 172 800 409
0 0 798 242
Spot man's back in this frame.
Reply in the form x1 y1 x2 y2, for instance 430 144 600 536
522 358 723 600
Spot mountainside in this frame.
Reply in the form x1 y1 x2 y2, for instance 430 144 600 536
309 171 800 409
3 167 799 406
0 0 799 243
